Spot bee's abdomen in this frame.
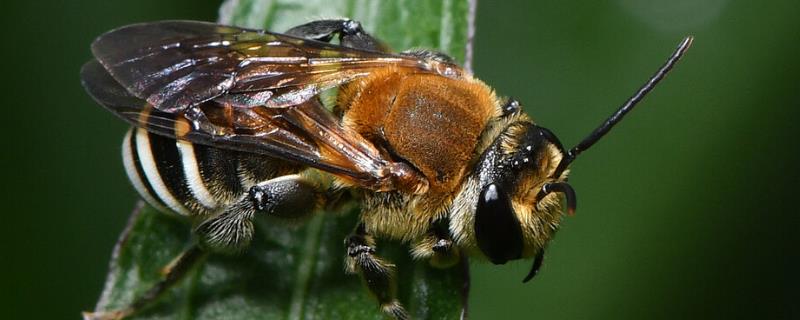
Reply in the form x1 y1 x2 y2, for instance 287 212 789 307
122 126 304 216
122 127 276 217
122 128 211 215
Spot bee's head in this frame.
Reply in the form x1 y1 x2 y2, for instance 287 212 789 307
450 36 692 282
449 99 572 282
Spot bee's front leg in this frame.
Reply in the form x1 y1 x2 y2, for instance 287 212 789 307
410 220 461 268
344 223 408 320
285 19 387 52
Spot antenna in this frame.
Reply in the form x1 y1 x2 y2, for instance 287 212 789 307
552 36 694 178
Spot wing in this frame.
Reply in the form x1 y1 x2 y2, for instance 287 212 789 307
82 60 430 192
84 21 454 192
90 20 463 113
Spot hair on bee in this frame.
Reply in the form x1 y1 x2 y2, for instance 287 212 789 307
81 18 692 319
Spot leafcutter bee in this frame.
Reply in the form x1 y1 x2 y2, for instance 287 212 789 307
81 19 692 320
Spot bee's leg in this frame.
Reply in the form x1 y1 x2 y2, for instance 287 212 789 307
410 220 460 268
197 174 324 253
83 246 207 320
400 49 457 65
285 19 387 52
345 223 408 320
88 175 324 319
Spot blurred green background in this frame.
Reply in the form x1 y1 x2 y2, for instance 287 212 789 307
1 0 797 319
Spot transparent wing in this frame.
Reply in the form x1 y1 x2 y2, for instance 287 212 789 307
84 20 451 192
90 20 461 113
82 60 396 188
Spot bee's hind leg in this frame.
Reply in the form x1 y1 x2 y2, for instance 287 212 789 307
285 19 388 52
197 174 325 253
83 246 207 320
345 223 409 320
86 175 326 320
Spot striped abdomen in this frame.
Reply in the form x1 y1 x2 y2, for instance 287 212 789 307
121 127 300 217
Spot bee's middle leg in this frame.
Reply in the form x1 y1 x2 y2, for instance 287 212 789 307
345 223 409 320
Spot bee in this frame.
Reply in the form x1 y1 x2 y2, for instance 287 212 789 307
81 19 692 320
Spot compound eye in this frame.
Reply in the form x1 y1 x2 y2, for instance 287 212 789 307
474 183 524 264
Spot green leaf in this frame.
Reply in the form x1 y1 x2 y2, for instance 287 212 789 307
218 0 471 65
89 1 473 319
